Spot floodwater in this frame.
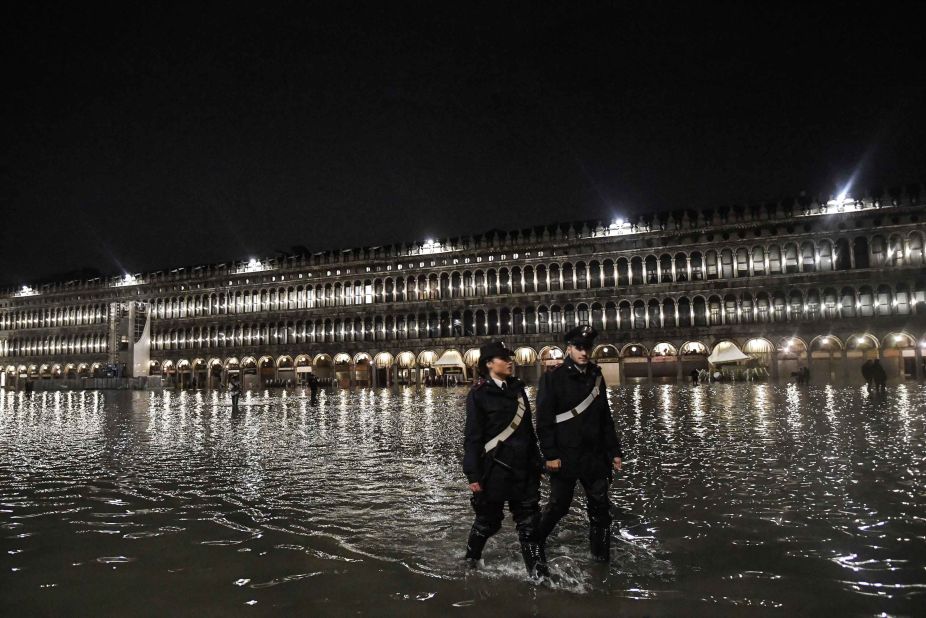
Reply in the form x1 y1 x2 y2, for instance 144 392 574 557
1 384 924 617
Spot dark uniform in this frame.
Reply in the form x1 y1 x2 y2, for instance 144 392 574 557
536 326 623 562
229 379 241 409
462 341 547 577
308 373 320 404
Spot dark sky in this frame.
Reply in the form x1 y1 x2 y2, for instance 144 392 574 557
2 2 925 286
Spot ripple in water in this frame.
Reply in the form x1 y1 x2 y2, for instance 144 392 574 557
0 385 924 615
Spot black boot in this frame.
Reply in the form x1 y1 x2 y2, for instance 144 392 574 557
520 540 550 579
589 525 611 563
465 527 489 568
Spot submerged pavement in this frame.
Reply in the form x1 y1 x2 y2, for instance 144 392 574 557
1 384 924 616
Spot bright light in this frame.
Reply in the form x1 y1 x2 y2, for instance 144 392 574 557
894 335 903 343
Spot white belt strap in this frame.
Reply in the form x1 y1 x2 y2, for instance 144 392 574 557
484 393 527 453
555 376 603 423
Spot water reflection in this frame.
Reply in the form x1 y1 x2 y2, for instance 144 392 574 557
1 384 924 614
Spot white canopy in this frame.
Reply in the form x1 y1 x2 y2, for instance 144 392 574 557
707 341 751 365
433 350 466 369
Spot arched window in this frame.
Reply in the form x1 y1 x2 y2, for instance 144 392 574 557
660 254 673 282
752 246 766 275
705 251 719 279
577 303 590 325
550 305 563 333
538 305 550 333
720 249 734 278
801 241 816 272
768 246 782 274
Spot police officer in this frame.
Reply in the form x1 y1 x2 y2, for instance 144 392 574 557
462 340 548 578
536 326 623 562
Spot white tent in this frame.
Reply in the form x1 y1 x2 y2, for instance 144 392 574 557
433 350 466 374
707 341 751 365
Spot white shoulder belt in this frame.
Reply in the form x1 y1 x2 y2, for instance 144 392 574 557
484 392 527 453
555 375 603 423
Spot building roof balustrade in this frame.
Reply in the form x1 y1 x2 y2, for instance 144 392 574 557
3 196 923 299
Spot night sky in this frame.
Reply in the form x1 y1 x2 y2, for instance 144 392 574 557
2 2 925 286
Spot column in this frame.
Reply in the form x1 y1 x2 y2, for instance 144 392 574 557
915 344 924 381
842 348 850 384
770 348 779 382
646 355 653 384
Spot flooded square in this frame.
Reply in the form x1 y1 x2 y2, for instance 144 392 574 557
1 384 924 616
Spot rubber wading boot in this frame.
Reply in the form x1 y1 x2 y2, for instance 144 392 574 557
465 528 489 568
520 541 550 579
589 525 611 563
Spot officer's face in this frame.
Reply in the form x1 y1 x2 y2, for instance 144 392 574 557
567 344 589 366
486 356 513 379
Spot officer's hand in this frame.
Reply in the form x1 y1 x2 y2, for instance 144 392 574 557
613 457 622 472
469 482 482 493
546 459 562 472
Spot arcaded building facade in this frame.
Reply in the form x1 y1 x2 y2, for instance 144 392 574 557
2 193 925 389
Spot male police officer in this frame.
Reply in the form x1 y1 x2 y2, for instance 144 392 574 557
536 325 623 562
462 340 548 578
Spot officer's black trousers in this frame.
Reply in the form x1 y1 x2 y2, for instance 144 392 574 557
538 472 611 538
470 474 541 544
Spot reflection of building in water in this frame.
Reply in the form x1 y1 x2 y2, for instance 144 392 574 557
2 191 926 389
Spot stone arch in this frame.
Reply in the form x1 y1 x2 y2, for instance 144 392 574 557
809 335 844 351
353 351 372 364
417 350 437 368
620 343 648 357
591 344 619 360
374 352 394 368
513 346 537 366
539 345 564 370
463 347 481 369
652 342 677 357
743 337 775 368
680 341 709 356
396 351 416 369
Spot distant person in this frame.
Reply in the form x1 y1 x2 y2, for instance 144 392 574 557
229 378 241 410
689 369 699 384
861 360 874 392
871 359 887 393
309 373 319 404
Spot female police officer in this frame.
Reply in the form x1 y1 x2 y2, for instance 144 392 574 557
462 340 548 578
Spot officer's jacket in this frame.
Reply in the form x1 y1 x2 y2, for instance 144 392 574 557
536 357 623 464
463 376 541 483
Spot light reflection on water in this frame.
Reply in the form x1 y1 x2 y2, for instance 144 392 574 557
1 384 924 615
